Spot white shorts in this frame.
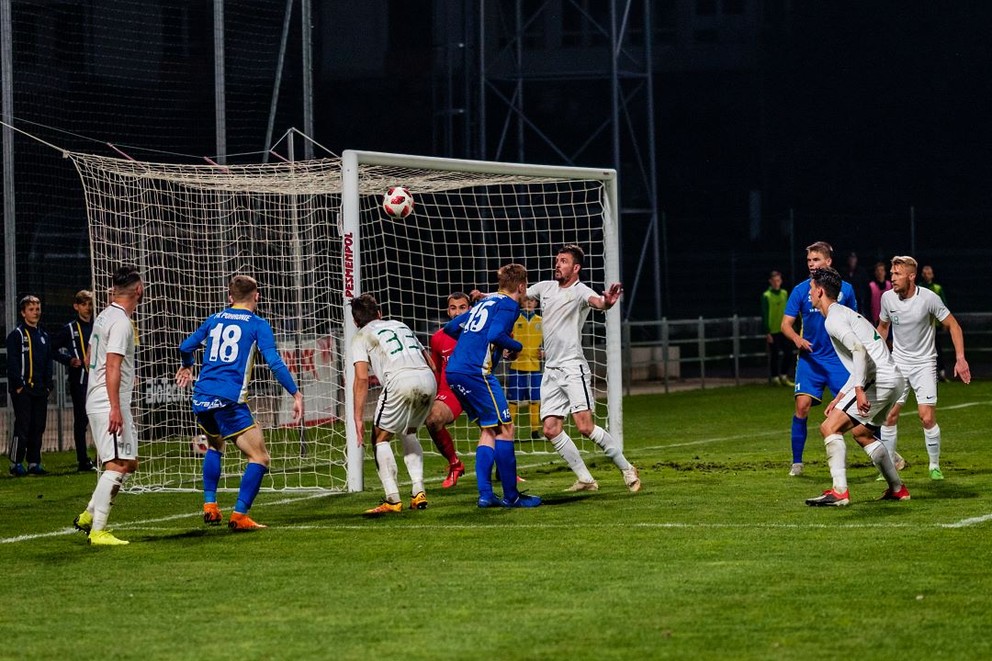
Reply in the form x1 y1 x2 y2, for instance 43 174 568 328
539 364 596 420
835 372 906 428
895 361 938 407
374 370 437 435
86 407 138 461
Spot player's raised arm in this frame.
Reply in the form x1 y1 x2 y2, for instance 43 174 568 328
589 282 623 310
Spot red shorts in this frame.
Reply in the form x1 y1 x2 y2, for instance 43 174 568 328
435 387 463 420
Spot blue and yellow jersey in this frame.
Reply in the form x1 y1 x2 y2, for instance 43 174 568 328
510 310 542 372
180 306 298 404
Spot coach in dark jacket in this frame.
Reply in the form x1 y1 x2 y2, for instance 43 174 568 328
6 295 54 476
54 290 96 472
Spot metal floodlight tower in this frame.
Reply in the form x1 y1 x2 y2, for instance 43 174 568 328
434 0 662 320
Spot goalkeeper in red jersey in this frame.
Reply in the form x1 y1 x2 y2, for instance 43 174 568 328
424 292 471 487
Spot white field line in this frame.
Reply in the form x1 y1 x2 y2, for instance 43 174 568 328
940 513 992 528
938 400 992 411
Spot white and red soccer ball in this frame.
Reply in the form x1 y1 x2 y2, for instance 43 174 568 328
382 186 414 219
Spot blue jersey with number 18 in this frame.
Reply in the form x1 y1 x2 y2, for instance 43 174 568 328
179 306 298 404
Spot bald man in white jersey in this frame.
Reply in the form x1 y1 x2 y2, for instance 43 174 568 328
526 244 640 493
803 267 909 507
877 256 971 481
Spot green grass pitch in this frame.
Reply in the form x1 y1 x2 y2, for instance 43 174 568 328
2 381 990 660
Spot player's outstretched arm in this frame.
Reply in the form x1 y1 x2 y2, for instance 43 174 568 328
589 283 623 310
256 321 301 395
443 310 471 339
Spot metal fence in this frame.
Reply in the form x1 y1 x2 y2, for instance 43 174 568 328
622 312 992 395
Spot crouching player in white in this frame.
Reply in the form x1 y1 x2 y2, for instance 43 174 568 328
73 265 143 545
350 294 437 516
877 256 971 481
804 267 910 507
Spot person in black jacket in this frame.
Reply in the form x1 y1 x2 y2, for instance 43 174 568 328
54 290 96 472
6 295 54 476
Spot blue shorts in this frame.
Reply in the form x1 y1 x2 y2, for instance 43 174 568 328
192 397 256 440
445 371 511 429
793 354 850 404
506 369 541 402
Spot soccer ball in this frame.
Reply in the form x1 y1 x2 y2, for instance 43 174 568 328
191 434 209 456
382 186 414 219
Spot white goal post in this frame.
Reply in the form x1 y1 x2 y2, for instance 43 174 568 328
68 148 621 493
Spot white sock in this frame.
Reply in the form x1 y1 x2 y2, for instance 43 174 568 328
374 442 400 503
824 434 847 492
924 425 941 469
90 470 125 532
864 440 901 488
400 432 425 495
880 424 898 458
589 425 631 471
550 432 594 482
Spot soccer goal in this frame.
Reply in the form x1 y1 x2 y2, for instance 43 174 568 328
68 149 621 493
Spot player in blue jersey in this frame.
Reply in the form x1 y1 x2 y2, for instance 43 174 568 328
780 241 858 476
175 275 304 531
444 263 541 509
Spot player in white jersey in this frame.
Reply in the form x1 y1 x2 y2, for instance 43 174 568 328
350 294 437 516
877 255 971 481
804 267 910 507
73 265 144 546
525 244 640 493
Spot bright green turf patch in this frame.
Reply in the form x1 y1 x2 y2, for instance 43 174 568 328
2 381 990 659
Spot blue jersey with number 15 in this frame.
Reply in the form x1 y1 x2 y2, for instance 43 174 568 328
445 293 523 376
179 306 298 404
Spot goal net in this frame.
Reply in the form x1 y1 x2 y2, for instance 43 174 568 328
68 149 621 493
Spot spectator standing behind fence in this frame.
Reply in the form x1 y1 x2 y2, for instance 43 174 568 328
6 295 54 476
867 261 892 326
918 264 949 381
54 290 97 472
761 271 793 386
508 295 544 438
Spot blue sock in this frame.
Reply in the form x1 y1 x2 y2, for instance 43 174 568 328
791 416 808 463
494 439 519 501
475 446 496 499
235 462 268 514
203 448 222 504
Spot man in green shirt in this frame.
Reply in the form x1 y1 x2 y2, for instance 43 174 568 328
761 270 793 386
